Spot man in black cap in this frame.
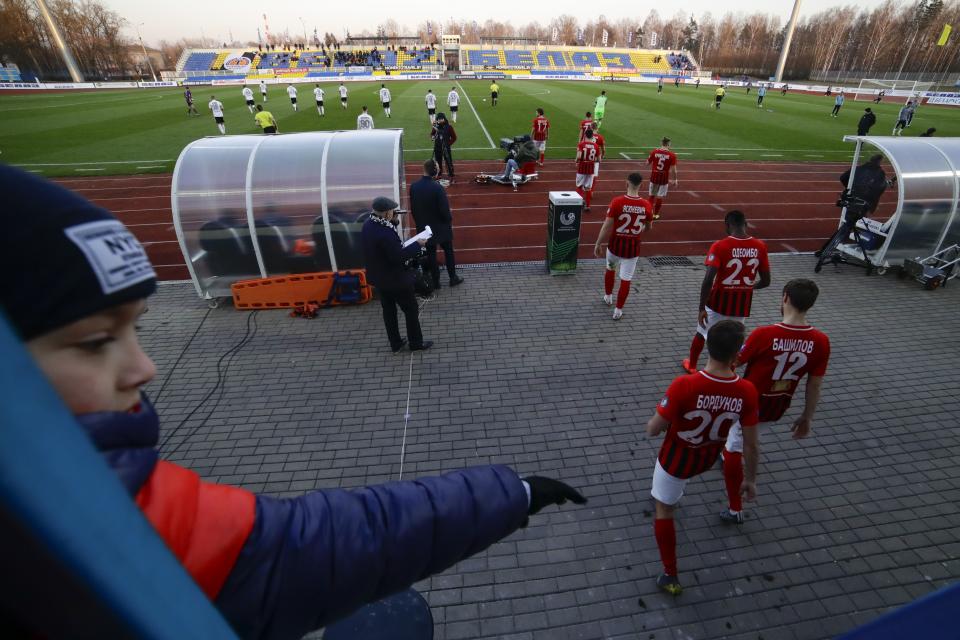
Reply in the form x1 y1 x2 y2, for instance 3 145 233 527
409 159 463 290
361 195 433 352
857 108 877 136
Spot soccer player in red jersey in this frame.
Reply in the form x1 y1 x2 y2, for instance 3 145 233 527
590 122 606 184
646 320 760 595
575 129 600 211
682 210 771 374
719 279 830 524
646 137 679 220
579 112 594 142
531 108 550 166
593 173 654 320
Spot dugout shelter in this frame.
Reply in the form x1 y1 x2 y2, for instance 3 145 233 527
833 135 960 273
172 130 405 301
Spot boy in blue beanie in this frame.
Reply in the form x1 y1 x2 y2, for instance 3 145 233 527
0 165 586 639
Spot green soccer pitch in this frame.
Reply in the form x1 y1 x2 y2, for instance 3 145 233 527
1 79 957 177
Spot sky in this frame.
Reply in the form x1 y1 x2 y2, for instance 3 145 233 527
117 0 889 47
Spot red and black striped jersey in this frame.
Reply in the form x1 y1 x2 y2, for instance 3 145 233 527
532 115 550 141
576 140 599 175
705 236 770 317
740 323 831 422
606 194 654 259
655 371 760 479
579 118 594 140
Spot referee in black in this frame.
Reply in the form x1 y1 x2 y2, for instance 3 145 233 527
361 196 432 353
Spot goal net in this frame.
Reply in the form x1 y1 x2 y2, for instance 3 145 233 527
852 78 934 103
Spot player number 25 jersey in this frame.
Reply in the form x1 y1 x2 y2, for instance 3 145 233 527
606 195 654 259
705 236 770 317
740 323 830 422
656 371 759 479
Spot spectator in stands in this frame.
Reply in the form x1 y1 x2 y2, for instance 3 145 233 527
0 165 587 639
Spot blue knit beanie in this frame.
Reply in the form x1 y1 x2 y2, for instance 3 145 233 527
0 165 156 340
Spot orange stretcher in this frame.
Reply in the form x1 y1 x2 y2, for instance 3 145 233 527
231 270 372 310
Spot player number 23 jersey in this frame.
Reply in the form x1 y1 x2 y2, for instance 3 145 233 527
656 371 759 479
705 236 770 317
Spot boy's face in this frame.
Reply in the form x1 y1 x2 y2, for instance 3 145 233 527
26 300 155 415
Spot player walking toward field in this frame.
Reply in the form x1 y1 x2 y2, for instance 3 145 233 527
831 91 844 117
208 96 225 134
339 82 348 109
357 106 375 130
714 85 726 109
447 87 460 122
756 84 766 108
242 85 255 113
591 122 605 182
720 278 830 524
657 77 664 94
893 102 914 135
646 138 679 220
379 84 392 118
426 89 437 123
287 84 298 111
682 210 771 373
531 108 550 166
578 112 593 142
259 80 268 102
594 91 607 128
184 88 198 116
314 84 325 116
646 320 760 596
575 129 600 211
592 173 654 320
489 81 500 106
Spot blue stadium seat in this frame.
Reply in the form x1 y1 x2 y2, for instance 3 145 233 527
182 52 217 72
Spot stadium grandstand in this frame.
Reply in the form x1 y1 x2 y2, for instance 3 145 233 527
459 45 698 76
176 45 443 82
0 64 23 82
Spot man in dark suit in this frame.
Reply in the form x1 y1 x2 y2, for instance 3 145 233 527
409 159 464 289
361 196 432 353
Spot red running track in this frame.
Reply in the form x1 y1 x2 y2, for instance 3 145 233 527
54 159 863 282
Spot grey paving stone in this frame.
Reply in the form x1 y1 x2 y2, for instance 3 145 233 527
140 255 960 639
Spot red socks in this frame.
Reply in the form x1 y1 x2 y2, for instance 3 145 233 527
616 279 630 309
585 188 593 208
654 518 678 576
723 449 744 512
654 197 663 214
539 152 545 163
576 187 584 201
688 334 705 368
604 269 615 295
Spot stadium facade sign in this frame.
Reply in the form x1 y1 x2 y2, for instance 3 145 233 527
475 73 505 79
223 55 253 72
139 81 177 88
925 92 960 106
0 82 43 89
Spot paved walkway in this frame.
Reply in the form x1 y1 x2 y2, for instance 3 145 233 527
144 255 960 640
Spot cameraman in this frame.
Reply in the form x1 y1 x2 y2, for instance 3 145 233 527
361 196 433 353
839 154 892 216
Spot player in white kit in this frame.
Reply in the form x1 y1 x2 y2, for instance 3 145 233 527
379 84 392 118
208 96 225 134
447 87 460 123
287 84 298 111
357 106 375 130
339 83 348 109
259 80 267 102
313 84 325 116
242 86 255 113
425 90 437 123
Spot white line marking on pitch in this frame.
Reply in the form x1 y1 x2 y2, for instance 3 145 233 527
715 153 740 156
19 159 174 166
75 168 105 172
456 81 495 149
761 154 783 157
137 166 164 169
619 152 632 160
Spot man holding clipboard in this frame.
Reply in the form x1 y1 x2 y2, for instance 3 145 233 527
361 196 433 353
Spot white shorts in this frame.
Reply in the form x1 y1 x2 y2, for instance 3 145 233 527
725 424 743 453
649 182 669 197
575 173 595 189
606 249 639 281
593 163 601 178
651 460 687 506
696 306 745 339
535 140 546 153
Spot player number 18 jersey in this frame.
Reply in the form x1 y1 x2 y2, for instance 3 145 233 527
576 140 599 175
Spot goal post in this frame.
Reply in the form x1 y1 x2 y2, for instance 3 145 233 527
852 78 934 102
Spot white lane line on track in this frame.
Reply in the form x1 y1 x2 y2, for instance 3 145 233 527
711 204 725 211
456 81 495 149
688 191 700 198
619 152 632 160
18 159 174 166
456 237 828 251
450 217 838 230
782 243 801 254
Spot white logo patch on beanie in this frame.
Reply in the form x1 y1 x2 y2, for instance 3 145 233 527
64 220 156 295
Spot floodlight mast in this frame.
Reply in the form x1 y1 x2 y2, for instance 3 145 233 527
774 0 802 83
35 0 84 82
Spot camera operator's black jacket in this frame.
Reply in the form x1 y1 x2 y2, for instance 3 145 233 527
361 215 422 290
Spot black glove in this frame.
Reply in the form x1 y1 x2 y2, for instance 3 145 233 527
524 476 587 515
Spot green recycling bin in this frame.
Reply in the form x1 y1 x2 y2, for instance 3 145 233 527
546 191 585 274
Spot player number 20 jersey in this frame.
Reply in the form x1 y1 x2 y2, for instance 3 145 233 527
656 371 759 479
740 323 830 422
705 236 770 318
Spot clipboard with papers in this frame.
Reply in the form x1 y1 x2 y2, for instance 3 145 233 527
403 225 433 247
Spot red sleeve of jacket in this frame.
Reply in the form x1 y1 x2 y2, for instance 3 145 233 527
135 460 256 599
